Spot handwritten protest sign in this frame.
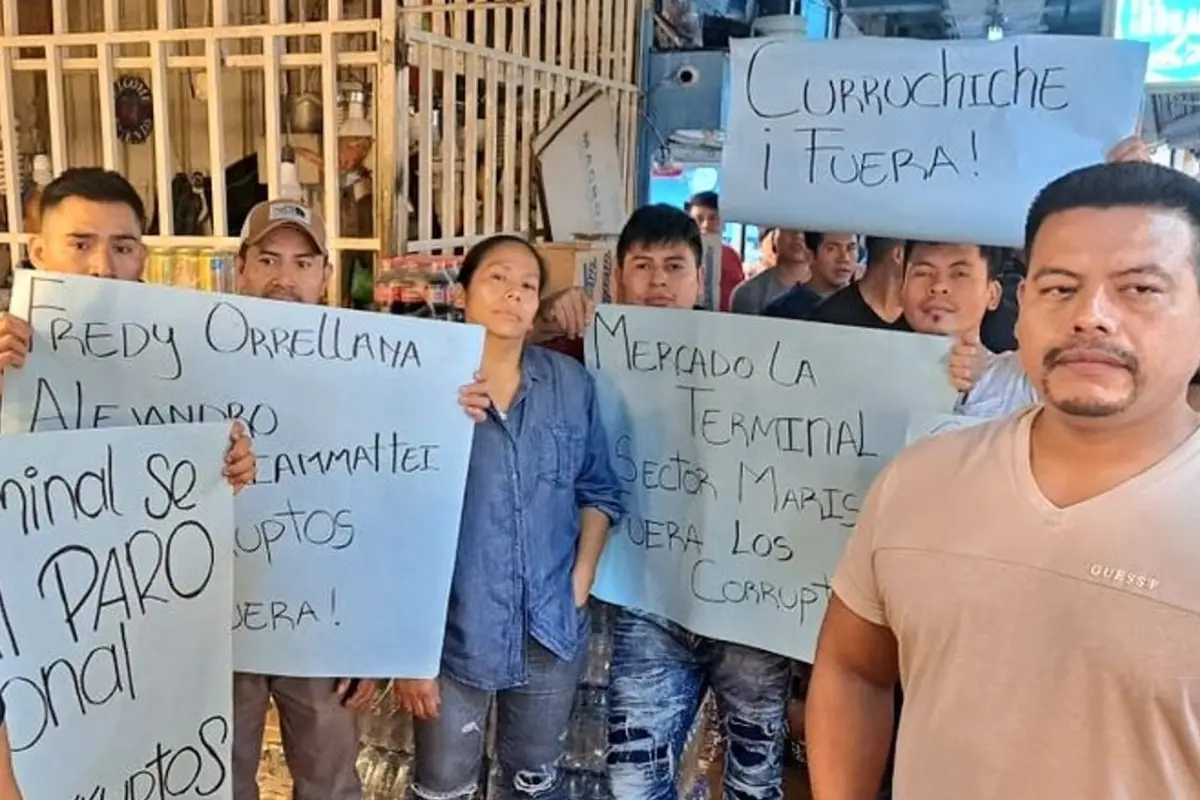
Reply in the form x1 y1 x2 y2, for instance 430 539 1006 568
0 423 232 799
585 306 955 661
1 270 484 678
906 411 989 445
721 36 1148 246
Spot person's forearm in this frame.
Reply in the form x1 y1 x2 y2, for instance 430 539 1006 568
531 292 569 342
0 729 22 800
573 506 611 579
0 771 21 800
806 661 895 800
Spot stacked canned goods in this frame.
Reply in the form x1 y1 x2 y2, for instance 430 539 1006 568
559 602 616 800
144 247 237 292
375 255 464 321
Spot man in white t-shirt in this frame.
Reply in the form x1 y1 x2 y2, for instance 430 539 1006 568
805 159 1200 798
945 135 1155 419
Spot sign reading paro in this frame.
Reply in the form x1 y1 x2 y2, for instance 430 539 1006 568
721 35 1148 245
0 423 233 799
585 307 955 661
1 270 484 678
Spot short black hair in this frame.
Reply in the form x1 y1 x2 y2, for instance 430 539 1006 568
904 240 1006 280
803 231 824 252
457 234 548 294
40 167 146 231
684 191 719 213
617 204 703 268
1026 161 1200 270
865 236 904 265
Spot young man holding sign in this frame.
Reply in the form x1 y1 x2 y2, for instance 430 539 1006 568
230 199 493 800
537 205 793 800
0 168 256 487
229 199 373 800
807 160 1200 798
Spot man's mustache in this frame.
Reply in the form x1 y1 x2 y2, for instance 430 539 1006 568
1043 340 1138 372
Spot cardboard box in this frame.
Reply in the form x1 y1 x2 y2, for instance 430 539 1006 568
539 239 618 302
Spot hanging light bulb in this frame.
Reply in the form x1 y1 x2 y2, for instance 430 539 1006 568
985 3 1006 40
338 89 374 139
279 145 303 201
32 154 53 186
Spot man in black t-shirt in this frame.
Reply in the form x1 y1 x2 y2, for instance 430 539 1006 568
762 231 859 319
808 236 907 329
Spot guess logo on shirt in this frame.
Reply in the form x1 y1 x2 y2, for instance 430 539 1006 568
1087 563 1160 593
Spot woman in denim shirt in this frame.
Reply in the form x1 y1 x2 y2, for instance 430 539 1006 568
394 235 623 800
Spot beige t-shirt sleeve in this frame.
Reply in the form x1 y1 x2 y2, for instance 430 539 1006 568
831 464 896 626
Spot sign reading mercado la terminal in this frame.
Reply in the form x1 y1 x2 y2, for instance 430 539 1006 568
1108 0 1200 89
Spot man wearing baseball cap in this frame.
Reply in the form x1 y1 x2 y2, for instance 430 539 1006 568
235 199 331 303
230 199 369 800
230 199 493 799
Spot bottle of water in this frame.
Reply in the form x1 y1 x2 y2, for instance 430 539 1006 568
584 770 613 800
485 756 505 800
579 685 609 773
584 614 613 687
687 777 712 800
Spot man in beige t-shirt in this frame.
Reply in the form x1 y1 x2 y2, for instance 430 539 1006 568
806 160 1200 799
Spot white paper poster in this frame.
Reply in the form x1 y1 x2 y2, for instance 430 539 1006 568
721 35 1149 246
585 306 956 661
0 423 233 798
1 270 484 678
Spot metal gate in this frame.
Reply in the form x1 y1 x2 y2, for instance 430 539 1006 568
0 0 644 304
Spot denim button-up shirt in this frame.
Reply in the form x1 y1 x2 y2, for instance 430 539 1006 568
441 345 623 690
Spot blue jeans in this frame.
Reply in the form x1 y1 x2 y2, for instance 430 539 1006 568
607 610 791 800
411 639 586 800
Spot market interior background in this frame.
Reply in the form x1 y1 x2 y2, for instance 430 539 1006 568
0 0 1195 798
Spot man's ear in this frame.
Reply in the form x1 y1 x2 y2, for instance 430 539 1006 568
28 234 45 268
987 279 1002 311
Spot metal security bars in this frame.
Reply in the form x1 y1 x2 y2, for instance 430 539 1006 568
396 0 643 254
0 0 643 302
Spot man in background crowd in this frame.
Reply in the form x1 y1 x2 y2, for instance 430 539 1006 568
761 232 858 319
685 191 745 311
768 236 903 326
809 237 905 328
804 232 860 298
730 227 810 315
808 158 1200 799
534 205 792 800
744 227 776 279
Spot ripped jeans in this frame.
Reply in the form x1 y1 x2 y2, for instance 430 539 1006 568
607 610 790 800
410 639 585 800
